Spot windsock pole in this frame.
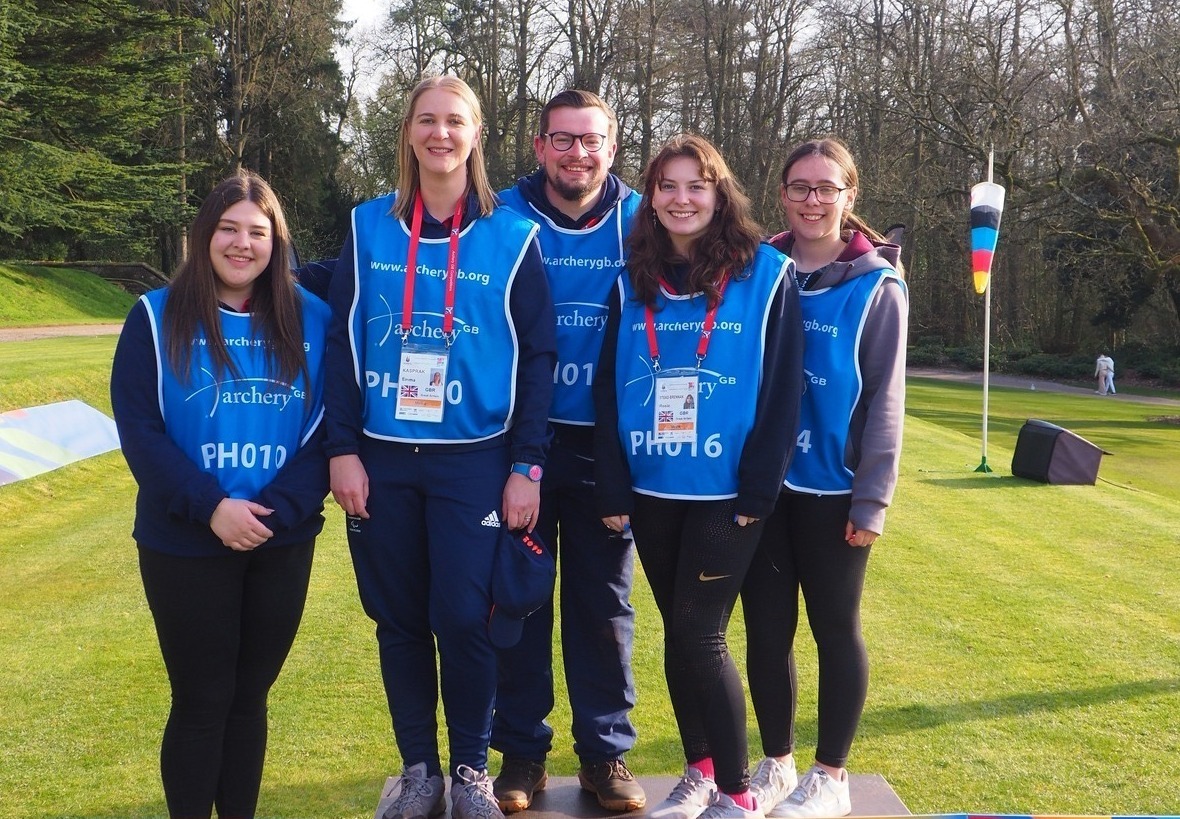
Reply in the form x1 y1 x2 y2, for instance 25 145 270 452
971 149 1004 473
977 233 993 473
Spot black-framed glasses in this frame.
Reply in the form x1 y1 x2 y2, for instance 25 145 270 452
541 131 607 152
784 183 849 204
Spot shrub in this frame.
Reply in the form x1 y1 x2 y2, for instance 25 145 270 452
1009 354 1087 380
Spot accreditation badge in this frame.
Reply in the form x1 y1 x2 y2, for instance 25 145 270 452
653 369 698 443
395 345 449 423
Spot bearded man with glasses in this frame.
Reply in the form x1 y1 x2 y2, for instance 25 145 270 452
491 89 646 815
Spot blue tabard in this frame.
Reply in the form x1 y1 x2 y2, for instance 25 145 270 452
785 269 905 494
142 286 329 499
346 193 540 443
499 187 638 425
613 245 787 499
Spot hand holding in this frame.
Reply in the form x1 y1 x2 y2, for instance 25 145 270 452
503 472 540 532
602 514 631 534
211 498 274 551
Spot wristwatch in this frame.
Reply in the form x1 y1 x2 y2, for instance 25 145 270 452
510 462 544 482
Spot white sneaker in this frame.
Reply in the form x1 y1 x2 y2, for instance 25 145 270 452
766 766 850 818
696 791 763 819
649 765 716 819
748 757 797 809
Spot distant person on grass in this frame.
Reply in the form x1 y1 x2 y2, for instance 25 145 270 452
1095 353 1115 395
741 137 908 818
111 171 330 819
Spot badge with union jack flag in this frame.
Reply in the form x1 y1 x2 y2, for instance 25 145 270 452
400 385 418 398
658 411 673 422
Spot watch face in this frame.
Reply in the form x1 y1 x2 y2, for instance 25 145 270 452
528 464 543 481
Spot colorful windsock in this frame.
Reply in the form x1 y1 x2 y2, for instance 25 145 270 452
969 180 1005 294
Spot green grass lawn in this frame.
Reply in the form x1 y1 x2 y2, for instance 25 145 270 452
0 263 135 326
2 340 1180 817
905 376 1180 500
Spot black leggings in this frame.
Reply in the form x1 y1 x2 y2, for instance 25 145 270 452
138 541 314 819
741 492 869 769
630 495 763 794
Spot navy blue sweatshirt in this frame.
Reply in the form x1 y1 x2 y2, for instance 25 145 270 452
111 298 329 556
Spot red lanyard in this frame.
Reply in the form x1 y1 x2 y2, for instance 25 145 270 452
400 193 464 345
644 275 730 371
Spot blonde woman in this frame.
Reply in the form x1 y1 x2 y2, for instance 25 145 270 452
324 76 556 819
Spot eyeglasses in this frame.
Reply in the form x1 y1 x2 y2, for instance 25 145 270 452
541 131 607 152
783 183 849 204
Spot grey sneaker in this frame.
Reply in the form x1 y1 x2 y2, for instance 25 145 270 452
452 764 505 819
748 757 797 810
766 766 850 818
382 762 447 819
649 764 715 819
696 792 763 819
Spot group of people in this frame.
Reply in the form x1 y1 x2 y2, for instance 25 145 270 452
110 76 908 819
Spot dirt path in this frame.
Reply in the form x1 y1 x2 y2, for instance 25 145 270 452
908 367 1180 407
0 323 123 341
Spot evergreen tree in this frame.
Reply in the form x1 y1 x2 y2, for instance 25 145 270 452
0 0 190 260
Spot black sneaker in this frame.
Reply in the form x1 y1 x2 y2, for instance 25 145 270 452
493 757 548 813
578 758 647 812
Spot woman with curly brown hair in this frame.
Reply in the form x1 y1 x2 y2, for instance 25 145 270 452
594 134 804 819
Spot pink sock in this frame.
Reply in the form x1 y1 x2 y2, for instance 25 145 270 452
690 757 715 780
726 790 757 810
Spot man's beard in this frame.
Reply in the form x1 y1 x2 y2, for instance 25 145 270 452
547 167 605 202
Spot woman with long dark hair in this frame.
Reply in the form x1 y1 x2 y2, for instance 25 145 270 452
594 134 803 819
111 170 330 818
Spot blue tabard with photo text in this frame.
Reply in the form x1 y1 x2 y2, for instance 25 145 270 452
142 286 329 499
346 192 539 443
613 245 787 499
786 269 906 494
499 186 639 425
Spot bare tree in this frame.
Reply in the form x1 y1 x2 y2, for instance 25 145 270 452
1052 0 1180 336
336 0 1180 347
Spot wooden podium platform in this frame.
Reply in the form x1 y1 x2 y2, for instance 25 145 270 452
374 774 909 819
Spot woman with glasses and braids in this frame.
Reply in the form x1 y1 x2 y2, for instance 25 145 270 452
593 133 803 819
740 137 908 818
